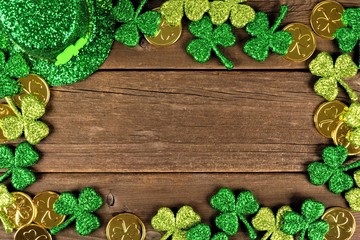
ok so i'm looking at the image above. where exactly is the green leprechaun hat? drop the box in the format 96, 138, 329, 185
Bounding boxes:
0, 0, 114, 86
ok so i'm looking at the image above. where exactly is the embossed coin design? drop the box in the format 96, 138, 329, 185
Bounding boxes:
106, 213, 146, 240
33, 191, 66, 229
12, 74, 51, 108
322, 207, 356, 240
4, 192, 36, 229
332, 121, 360, 156
14, 224, 52, 240
0, 104, 16, 143
310, 0, 345, 40
145, 8, 182, 47
314, 100, 347, 138
283, 23, 316, 62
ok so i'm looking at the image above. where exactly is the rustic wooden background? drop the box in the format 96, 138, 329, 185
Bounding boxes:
2, 0, 360, 239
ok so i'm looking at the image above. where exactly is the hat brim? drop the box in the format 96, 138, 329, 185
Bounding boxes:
29, 3, 115, 86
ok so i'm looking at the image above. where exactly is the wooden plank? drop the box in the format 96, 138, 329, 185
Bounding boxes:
0, 173, 357, 239
10, 70, 356, 173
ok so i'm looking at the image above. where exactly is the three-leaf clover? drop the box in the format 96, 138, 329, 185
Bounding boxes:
308, 146, 360, 194
209, 0, 255, 28
243, 5, 293, 62
210, 188, 259, 240
252, 206, 294, 240
0, 142, 40, 190
151, 206, 201, 240
334, 8, 360, 53
187, 223, 228, 240
0, 94, 49, 145
309, 52, 358, 102
50, 187, 103, 236
282, 199, 329, 240
345, 169, 360, 211
0, 184, 15, 233
187, 16, 236, 69
0, 50, 30, 99
112, 0, 161, 47
160, 0, 209, 26
341, 102, 360, 146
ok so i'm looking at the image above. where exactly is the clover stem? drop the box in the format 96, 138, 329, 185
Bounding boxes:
0, 170, 12, 183
4, 97, 21, 118
161, 231, 174, 240
337, 78, 359, 102
270, 5, 288, 33
299, 229, 306, 240
342, 160, 360, 171
238, 214, 257, 240
134, 0, 148, 18
50, 215, 76, 235
261, 231, 272, 240
0, 211, 14, 233
213, 46, 234, 70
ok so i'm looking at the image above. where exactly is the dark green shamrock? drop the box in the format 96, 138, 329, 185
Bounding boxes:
334, 8, 360, 53
50, 187, 103, 236
0, 142, 40, 190
308, 146, 360, 194
187, 223, 228, 240
187, 16, 236, 69
243, 5, 293, 61
210, 188, 259, 239
282, 199, 329, 240
112, 0, 161, 47
0, 50, 30, 99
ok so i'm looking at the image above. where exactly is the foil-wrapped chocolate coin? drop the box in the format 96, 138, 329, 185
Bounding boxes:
322, 207, 356, 240
332, 121, 360, 156
106, 213, 146, 240
14, 224, 52, 240
4, 192, 36, 229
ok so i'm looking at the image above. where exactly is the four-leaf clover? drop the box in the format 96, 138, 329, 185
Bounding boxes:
282, 199, 329, 240
50, 187, 103, 236
0, 94, 49, 145
252, 206, 294, 240
0, 142, 40, 190
309, 52, 358, 102
187, 223, 228, 240
308, 145, 360, 194
209, 0, 255, 28
243, 5, 293, 61
210, 188, 259, 240
112, 0, 161, 47
345, 170, 360, 211
0, 184, 15, 233
151, 206, 201, 240
334, 8, 360, 53
187, 16, 236, 69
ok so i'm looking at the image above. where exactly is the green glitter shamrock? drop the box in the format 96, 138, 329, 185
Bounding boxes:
308, 145, 360, 194
208, 0, 255, 28
50, 187, 103, 236
187, 16, 236, 69
345, 170, 360, 211
0, 184, 15, 233
0, 142, 40, 190
0, 50, 30, 99
187, 223, 228, 240
282, 199, 329, 240
210, 188, 259, 240
160, 0, 209, 26
0, 94, 49, 145
112, 0, 161, 47
151, 206, 201, 240
243, 5, 293, 62
252, 206, 294, 240
341, 102, 360, 146
334, 8, 360, 53
309, 52, 358, 102
0, 31, 11, 51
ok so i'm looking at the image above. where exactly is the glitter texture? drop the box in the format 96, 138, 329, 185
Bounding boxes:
0, 142, 40, 190
50, 187, 103, 236
187, 223, 228, 240
282, 199, 329, 240
309, 52, 358, 102
161, 0, 209, 26
209, 0, 255, 28
341, 102, 360, 146
151, 206, 201, 240
335, 8, 360, 53
243, 5, 293, 62
187, 16, 236, 69
345, 170, 360, 211
0, 185, 15, 233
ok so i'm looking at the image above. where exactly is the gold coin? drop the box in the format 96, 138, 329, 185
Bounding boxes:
314, 100, 347, 138
14, 224, 52, 240
33, 191, 65, 229
310, 0, 345, 40
332, 121, 360, 155
106, 213, 146, 240
0, 104, 16, 143
322, 207, 356, 240
4, 192, 36, 229
283, 23, 316, 62
144, 8, 182, 47
12, 74, 50, 108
